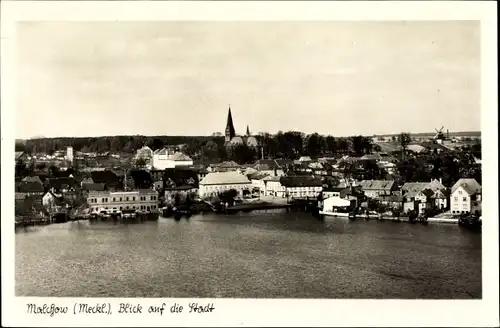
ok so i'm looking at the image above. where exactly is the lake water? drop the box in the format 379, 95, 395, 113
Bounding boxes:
15, 211, 482, 298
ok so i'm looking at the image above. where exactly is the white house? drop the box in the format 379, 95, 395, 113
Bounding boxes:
87, 189, 159, 213
152, 148, 193, 170
198, 171, 252, 198
263, 176, 286, 197
248, 172, 269, 195
42, 191, 67, 214
450, 178, 482, 214
136, 146, 153, 160
279, 176, 323, 199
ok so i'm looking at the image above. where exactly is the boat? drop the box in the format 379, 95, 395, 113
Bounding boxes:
458, 214, 481, 230
121, 209, 136, 220
318, 210, 350, 218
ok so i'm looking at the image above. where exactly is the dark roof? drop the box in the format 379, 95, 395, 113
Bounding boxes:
254, 159, 281, 169
91, 170, 120, 186
48, 177, 77, 190
280, 176, 323, 187
130, 170, 153, 189
82, 183, 107, 191
275, 159, 294, 166
163, 169, 199, 187
16, 181, 44, 193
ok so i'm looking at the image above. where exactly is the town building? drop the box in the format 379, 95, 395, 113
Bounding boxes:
450, 178, 482, 214
15, 181, 45, 200
224, 106, 260, 149
42, 191, 68, 214
358, 180, 396, 199
248, 172, 270, 196
263, 176, 286, 197
87, 189, 159, 213
401, 179, 448, 213
279, 176, 323, 199
198, 171, 252, 198
162, 168, 199, 201
152, 148, 193, 170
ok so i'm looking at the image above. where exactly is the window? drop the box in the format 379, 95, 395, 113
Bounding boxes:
113, 197, 116, 202
463, 197, 467, 202
126, 197, 129, 201
120, 197, 122, 201
458, 191, 462, 195
454, 197, 458, 201
132, 197, 135, 201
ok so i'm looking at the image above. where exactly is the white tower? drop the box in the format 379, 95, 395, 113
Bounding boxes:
66, 146, 74, 163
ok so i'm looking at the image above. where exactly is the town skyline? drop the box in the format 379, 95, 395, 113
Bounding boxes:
16, 21, 480, 139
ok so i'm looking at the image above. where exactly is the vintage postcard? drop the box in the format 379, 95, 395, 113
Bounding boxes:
1, 1, 498, 327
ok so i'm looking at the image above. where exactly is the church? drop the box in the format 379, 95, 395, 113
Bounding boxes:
224, 106, 259, 149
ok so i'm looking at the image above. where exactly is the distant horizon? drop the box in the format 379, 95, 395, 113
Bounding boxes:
17, 129, 482, 142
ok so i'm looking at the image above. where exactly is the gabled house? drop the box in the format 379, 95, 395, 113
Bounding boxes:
42, 191, 68, 214
279, 176, 323, 199
15, 181, 45, 200
358, 180, 396, 199
198, 171, 251, 198
248, 172, 270, 195
90, 170, 121, 190
262, 176, 285, 197
450, 178, 482, 214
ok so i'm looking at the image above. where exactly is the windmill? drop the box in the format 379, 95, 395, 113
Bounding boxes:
433, 126, 446, 144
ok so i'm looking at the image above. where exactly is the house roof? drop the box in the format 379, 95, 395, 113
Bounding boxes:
407, 144, 427, 153
246, 136, 259, 147
275, 159, 294, 166
402, 182, 429, 193
168, 152, 193, 161
298, 156, 312, 162
421, 189, 435, 198
359, 180, 394, 191
360, 154, 380, 161
15, 151, 25, 160
48, 177, 77, 190
17, 181, 44, 193
263, 176, 281, 182
22, 175, 43, 184
218, 161, 241, 168
280, 176, 323, 187
200, 171, 251, 185
254, 159, 280, 169
163, 168, 199, 187
228, 136, 244, 145
248, 172, 269, 181
90, 170, 119, 186
82, 183, 107, 191
451, 178, 481, 195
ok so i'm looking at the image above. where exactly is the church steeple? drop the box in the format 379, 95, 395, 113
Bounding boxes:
246, 125, 250, 136
225, 105, 236, 142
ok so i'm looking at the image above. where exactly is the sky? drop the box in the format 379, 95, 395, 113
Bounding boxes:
16, 21, 480, 139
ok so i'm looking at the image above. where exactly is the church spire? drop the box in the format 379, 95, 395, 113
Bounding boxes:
225, 105, 236, 142
246, 125, 250, 136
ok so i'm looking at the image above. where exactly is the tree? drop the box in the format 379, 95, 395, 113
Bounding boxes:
231, 144, 257, 164
305, 133, 322, 157
399, 132, 412, 160
325, 136, 337, 155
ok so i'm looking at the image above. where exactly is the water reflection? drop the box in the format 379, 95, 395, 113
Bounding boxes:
15, 211, 481, 298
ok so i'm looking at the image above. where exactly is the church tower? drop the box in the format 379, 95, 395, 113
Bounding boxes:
246, 125, 250, 136
225, 106, 236, 142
